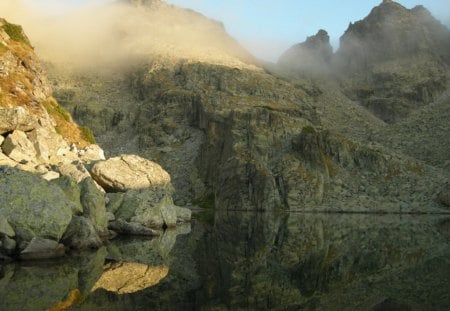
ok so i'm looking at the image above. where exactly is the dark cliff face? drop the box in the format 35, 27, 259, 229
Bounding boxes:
47, 1, 450, 213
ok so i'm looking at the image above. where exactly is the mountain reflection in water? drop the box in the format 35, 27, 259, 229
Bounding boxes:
0, 212, 449, 311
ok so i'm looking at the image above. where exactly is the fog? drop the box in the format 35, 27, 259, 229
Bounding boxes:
0, 0, 254, 69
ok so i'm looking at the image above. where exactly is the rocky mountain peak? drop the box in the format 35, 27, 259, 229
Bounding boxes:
277, 29, 333, 75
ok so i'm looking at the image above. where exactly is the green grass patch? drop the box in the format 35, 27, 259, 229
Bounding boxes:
80, 126, 96, 144
1, 22, 31, 47
42, 100, 71, 122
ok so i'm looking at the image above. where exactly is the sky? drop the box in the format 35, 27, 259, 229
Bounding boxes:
23, 0, 450, 61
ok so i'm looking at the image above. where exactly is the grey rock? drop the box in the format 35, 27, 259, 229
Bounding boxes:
19, 237, 65, 260
116, 190, 174, 228
90, 154, 171, 192
161, 205, 177, 227
0, 107, 38, 135
108, 219, 160, 236
106, 192, 125, 214
78, 144, 105, 163
0, 218, 15, 237
1, 235, 16, 252
50, 175, 83, 215
0, 168, 73, 242
80, 177, 108, 234
62, 216, 103, 249
1, 130, 37, 164
57, 162, 90, 183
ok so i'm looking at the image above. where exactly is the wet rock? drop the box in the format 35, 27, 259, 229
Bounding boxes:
0, 218, 15, 237
1, 130, 37, 164
0, 168, 73, 242
62, 216, 103, 250
19, 237, 65, 260
80, 177, 108, 234
108, 219, 160, 236
90, 154, 171, 192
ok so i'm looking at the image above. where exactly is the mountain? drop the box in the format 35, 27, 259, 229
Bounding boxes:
278, 29, 333, 75
335, 0, 450, 122
44, 0, 449, 213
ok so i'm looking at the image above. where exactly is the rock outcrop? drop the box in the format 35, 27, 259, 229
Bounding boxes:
0, 17, 191, 260
334, 0, 450, 122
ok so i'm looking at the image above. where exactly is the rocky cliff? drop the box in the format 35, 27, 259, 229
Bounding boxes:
0, 17, 191, 262
42, 1, 450, 215
335, 0, 450, 122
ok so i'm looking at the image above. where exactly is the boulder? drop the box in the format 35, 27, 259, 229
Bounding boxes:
57, 162, 90, 183
106, 192, 125, 214
0, 107, 38, 135
0, 167, 73, 242
0, 135, 4, 147
0, 218, 15, 237
0, 153, 16, 167
438, 183, 450, 207
1, 130, 37, 164
90, 154, 171, 192
80, 177, 108, 234
27, 127, 66, 163
50, 175, 83, 215
19, 237, 65, 260
108, 219, 160, 236
78, 144, 105, 163
1, 236, 16, 253
62, 216, 103, 250
115, 189, 174, 228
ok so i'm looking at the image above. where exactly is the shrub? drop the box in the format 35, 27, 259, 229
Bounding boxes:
80, 126, 96, 144
1, 22, 31, 47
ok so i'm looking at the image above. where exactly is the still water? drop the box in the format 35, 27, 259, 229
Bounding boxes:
1, 212, 449, 311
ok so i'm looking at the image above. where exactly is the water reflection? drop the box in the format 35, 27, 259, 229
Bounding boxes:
91, 262, 168, 294
1, 213, 449, 310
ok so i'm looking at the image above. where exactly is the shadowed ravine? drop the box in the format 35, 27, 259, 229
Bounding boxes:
1, 212, 449, 310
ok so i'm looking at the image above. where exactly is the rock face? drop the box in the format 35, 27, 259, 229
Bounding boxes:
80, 177, 108, 235
334, 0, 450, 122
0, 168, 73, 242
278, 29, 333, 75
90, 155, 172, 192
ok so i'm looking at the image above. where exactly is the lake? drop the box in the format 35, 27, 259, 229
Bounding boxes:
1, 212, 449, 310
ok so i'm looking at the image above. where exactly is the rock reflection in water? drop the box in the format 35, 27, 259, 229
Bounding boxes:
0, 225, 190, 311
91, 262, 169, 294
1, 214, 450, 310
